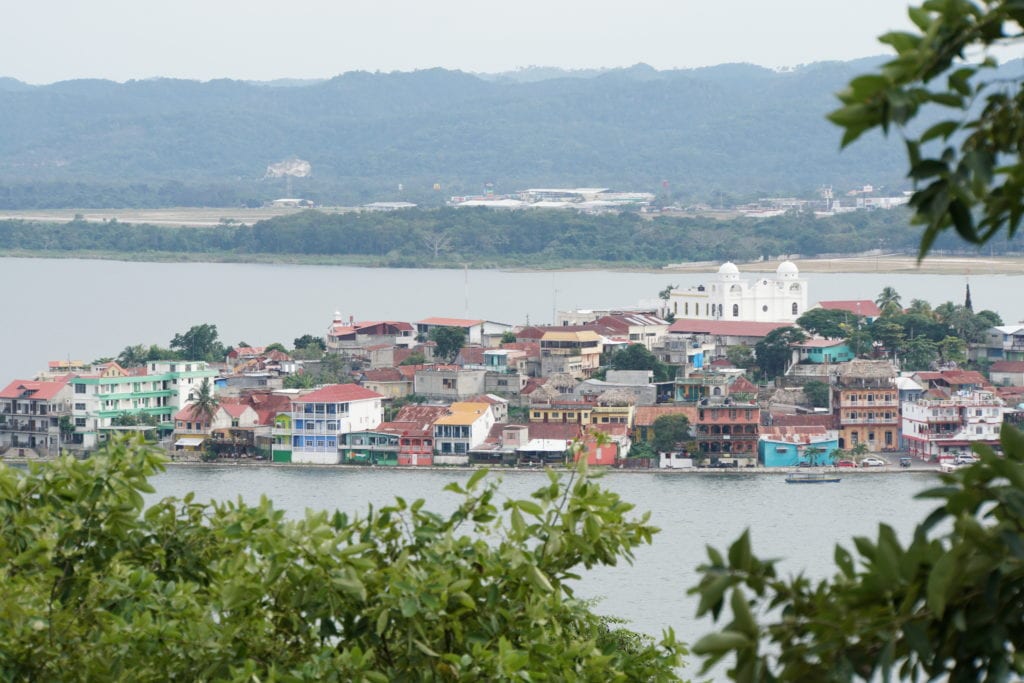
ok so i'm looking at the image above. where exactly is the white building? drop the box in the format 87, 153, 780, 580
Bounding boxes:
668, 261, 808, 323
901, 389, 1004, 460
433, 401, 496, 465
289, 384, 384, 464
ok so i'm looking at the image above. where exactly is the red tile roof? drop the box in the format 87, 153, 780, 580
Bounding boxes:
296, 384, 383, 403
456, 347, 486, 365
992, 361, 1024, 373
816, 300, 882, 317
360, 368, 405, 382
667, 319, 790, 337
418, 317, 484, 328
0, 378, 69, 401
729, 376, 758, 394
393, 405, 451, 428
501, 341, 540, 358
633, 405, 699, 426
792, 337, 848, 348
766, 413, 837, 428
220, 403, 253, 419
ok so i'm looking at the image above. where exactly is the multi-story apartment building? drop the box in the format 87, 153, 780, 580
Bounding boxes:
413, 366, 487, 400
540, 330, 603, 379
0, 378, 72, 456
433, 402, 495, 465
695, 399, 760, 460
69, 361, 217, 449
289, 384, 384, 464
901, 389, 1004, 460
833, 360, 899, 452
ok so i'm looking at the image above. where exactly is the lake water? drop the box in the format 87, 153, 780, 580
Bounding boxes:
150, 464, 938, 673
2, 256, 1022, 381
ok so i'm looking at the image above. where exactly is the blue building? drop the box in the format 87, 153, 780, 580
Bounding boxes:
759, 426, 840, 467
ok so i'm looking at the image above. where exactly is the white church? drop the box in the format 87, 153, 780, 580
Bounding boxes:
668, 261, 808, 323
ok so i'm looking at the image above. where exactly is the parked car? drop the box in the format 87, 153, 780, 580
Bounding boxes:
836, 460, 856, 468
954, 454, 978, 465
860, 457, 888, 467
899, 457, 912, 468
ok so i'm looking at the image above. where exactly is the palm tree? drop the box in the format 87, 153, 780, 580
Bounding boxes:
117, 344, 148, 368
188, 378, 219, 428
874, 287, 902, 313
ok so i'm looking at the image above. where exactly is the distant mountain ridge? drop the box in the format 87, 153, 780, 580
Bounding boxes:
0, 58, 919, 208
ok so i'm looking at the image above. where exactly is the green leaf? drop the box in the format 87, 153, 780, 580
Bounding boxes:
466, 468, 488, 490
920, 120, 959, 142
926, 551, 956, 618
526, 564, 553, 594
691, 630, 751, 655
727, 530, 752, 572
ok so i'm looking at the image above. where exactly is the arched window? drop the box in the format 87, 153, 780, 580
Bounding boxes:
792, 302, 798, 315
732, 304, 739, 317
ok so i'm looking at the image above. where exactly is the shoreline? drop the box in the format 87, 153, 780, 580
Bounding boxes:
0, 455, 938, 475
3, 249, 1024, 275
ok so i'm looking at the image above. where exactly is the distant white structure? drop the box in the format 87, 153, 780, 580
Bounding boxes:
668, 261, 808, 323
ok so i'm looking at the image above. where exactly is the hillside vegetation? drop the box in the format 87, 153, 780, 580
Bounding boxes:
0, 60, 912, 208
0, 207, 999, 268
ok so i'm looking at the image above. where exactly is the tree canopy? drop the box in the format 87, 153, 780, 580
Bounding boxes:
652, 414, 692, 454
0, 436, 685, 681
829, 0, 1024, 256
429, 326, 468, 363
170, 323, 225, 362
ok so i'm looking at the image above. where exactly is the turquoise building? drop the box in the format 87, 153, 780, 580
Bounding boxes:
791, 339, 854, 364
759, 426, 840, 467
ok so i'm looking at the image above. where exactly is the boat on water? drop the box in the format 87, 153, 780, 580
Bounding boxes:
785, 471, 841, 484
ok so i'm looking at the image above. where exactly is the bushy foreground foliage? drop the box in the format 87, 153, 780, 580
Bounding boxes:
0, 436, 683, 681
691, 423, 1024, 681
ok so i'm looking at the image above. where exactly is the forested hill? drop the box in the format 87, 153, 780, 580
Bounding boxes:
1, 59, 911, 208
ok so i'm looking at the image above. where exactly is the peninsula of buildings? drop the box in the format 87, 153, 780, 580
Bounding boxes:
3, 262, 1022, 470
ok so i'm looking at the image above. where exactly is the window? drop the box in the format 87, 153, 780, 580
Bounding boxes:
533, 412, 540, 418
732, 304, 739, 317
74, 403, 85, 410
74, 418, 86, 427
443, 379, 456, 389
75, 384, 86, 394
792, 302, 798, 315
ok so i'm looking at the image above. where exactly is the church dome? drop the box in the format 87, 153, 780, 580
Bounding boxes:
718, 261, 740, 280
776, 260, 799, 278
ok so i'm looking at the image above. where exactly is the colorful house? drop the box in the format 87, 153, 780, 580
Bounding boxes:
289, 384, 384, 464
758, 426, 840, 467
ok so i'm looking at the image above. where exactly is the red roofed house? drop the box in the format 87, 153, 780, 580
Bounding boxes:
815, 300, 882, 323
289, 384, 384, 464
991, 360, 1024, 387
0, 378, 72, 456
416, 317, 513, 346
326, 313, 416, 354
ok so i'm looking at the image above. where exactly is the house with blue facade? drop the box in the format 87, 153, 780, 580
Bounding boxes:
790, 338, 854, 365
759, 425, 840, 467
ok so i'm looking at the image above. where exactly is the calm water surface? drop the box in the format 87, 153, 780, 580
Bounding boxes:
151, 466, 938, 660
3, 256, 1021, 380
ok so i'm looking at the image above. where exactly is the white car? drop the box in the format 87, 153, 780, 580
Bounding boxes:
954, 454, 978, 465
860, 457, 888, 467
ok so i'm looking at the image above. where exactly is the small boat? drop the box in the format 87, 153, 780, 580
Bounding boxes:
785, 471, 841, 484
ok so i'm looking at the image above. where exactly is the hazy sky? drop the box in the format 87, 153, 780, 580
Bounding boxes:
4, 1, 912, 84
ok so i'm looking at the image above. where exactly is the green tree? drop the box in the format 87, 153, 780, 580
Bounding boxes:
874, 286, 902, 313
754, 327, 806, 380
400, 351, 427, 366
870, 318, 906, 359
652, 413, 691, 454
902, 335, 940, 371
187, 377, 219, 425
170, 323, 224, 362
796, 308, 854, 339
802, 380, 830, 409
607, 344, 673, 383
829, 2, 1024, 255
939, 335, 967, 365
725, 345, 757, 372
691, 423, 1024, 681
429, 326, 468, 363
293, 333, 326, 352
264, 342, 287, 353
0, 436, 686, 680
117, 344, 148, 368
500, 330, 517, 344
